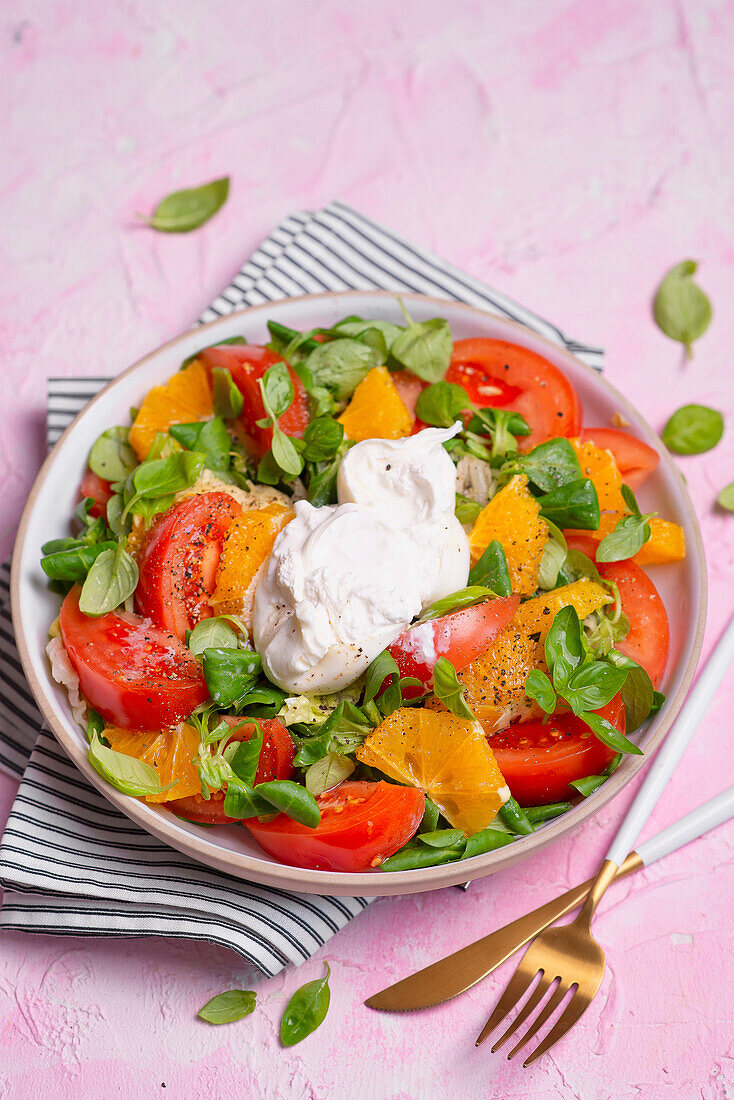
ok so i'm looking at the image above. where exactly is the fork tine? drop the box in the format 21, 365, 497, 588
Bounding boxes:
522, 990, 592, 1067
507, 982, 570, 1061
490, 974, 552, 1053
475, 967, 542, 1047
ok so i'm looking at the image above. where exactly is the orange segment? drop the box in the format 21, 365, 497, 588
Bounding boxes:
469, 474, 548, 596
212, 503, 293, 623
103, 723, 202, 803
513, 580, 611, 641
338, 366, 413, 442
570, 438, 627, 512
567, 512, 685, 565
129, 361, 214, 461
356, 707, 508, 834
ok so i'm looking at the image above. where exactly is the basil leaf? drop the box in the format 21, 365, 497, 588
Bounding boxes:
202, 648, 261, 709
335, 318, 404, 348
261, 361, 294, 420
198, 989, 256, 1025
653, 260, 712, 357
569, 774, 608, 798
139, 176, 229, 233
537, 521, 568, 591
545, 605, 585, 688
223, 779, 272, 819
256, 780, 321, 827
89, 427, 137, 483
169, 418, 231, 474
620, 483, 641, 515
364, 649, 400, 705
304, 753, 355, 797
432, 657, 474, 720
293, 730, 333, 768
539, 478, 600, 531
467, 408, 530, 459
280, 964, 331, 1047
607, 650, 655, 733
78, 546, 139, 615
271, 429, 304, 478
416, 829, 466, 849
461, 828, 515, 860
419, 796, 440, 834
563, 663, 628, 714
525, 802, 572, 825
415, 381, 469, 427
302, 417, 344, 462
182, 336, 246, 371
506, 438, 582, 493
88, 733, 163, 796
420, 586, 495, 621
596, 514, 653, 563
228, 726, 263, 787
717, 482, 734, 512
468, 540, 512, 597
661, 404, 724, 455
41, 540, 117, 582
455, 493, 482, 525
390, 318, 453, 383
524, 669, 557, 714
267, 320, 321, 359
381, 845, 465, 871
565, 547, 602, 584
85, 709, 106, 745
131, 451, 205, 503
305, 339, 380, 400
650, 690, 666, 715
211, 367, 244, 418
580, 709, 643, 755
187, 617, 240, 657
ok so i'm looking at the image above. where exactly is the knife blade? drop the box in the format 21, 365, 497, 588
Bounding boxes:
365, 851, 641, 1011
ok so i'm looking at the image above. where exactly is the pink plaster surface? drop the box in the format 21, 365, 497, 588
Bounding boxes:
1, 1, 734, 1096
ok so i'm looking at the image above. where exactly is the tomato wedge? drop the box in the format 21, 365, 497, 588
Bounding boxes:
135, 492, 240, 641
448, 338, 582, 450
79, 469, 113, 520
198, 344, 309, 456
491, 696, 625, 805
59, 586, 208, 729
579, 428, 659, 490
166, 717, 295, 825
246, 781, 424, 872
565, 535, 669, 686
388, 596, 520, 699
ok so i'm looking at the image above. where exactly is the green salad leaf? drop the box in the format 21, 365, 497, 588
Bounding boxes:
653, 260, 712, 357
139, 177, 230, 233
198, 989, 256, 1025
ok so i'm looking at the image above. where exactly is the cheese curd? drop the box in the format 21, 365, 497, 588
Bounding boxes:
253, 425, 470, 693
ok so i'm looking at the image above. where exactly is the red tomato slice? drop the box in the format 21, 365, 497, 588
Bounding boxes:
491, 696, 624, 805
448, 339, 582, 450
135, 492, 240, 641
198, 344, 309, 456
166, 717, 295, 825
579, 428, 660, 490
79, 469, 113, 520
246, 781, 424, 872
59, 586, 208, 729
388, 595, 521, 699
565, 535, 669, 686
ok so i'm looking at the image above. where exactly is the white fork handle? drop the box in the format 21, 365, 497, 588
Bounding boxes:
606, 612, 734, 868
636, 784, 734, 866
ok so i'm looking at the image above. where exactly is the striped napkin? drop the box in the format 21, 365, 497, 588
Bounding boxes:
0, 201, 602, 974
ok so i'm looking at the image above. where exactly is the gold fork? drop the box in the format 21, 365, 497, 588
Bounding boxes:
477, 611, 734, 1066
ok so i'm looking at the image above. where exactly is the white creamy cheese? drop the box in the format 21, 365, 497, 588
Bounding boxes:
253, 425, 470, 693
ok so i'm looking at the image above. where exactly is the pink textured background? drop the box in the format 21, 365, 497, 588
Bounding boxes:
2, 1, 734, 1096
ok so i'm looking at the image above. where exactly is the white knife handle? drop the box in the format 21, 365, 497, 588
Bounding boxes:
636, 784, 734, 866
606, 613, 734, 868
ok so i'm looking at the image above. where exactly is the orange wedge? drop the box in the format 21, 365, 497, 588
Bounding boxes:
570, 438, 627, 512
129, 361, 214, 461
338, 366, 413, 442
513, 579, 611, 641
469, 474, 548, 596
356, 707, 509, 834
103, 723, 202, 803
212, 503, 293, 624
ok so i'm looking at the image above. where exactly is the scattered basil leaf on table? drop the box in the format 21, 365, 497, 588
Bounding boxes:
198, 989, 257, 1025
138, 176, 230, 233
79, 546, 139, 615
280, 964, 332, 1047
468, 540, 512, 597
390, 318, 453, 383
596, 513, 654, 563
415, 381, 469, 427
89, 427, 137, 483
718, 482, 734, 511
661, 404, 724, 455
431, 657, 475, 720
653, 260, 712, 357
88, 733, 165, 796
211, 367, 245, 418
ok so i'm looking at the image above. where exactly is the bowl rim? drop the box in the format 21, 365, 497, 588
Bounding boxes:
10, 290, 707, 897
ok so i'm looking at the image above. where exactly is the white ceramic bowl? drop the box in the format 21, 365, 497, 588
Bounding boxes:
11, 292, 706, 896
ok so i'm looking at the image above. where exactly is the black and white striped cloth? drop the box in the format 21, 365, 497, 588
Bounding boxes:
0, 202, 603, 972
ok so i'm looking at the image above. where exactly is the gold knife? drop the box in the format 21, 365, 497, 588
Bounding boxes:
365, 851, 642, 1011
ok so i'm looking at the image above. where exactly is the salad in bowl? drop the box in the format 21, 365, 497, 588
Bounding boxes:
39, 303, 686, 876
